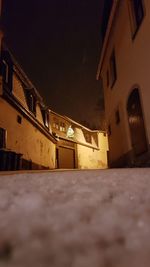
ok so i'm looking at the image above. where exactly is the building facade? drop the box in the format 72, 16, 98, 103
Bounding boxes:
0, 46, 56, 170
97, 0, 150, 167
0, 46, 108, 171
50, 111, 108, 169
0, 0, 108, 171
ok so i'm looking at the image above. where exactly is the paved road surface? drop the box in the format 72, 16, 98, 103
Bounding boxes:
0, 168, 150, 267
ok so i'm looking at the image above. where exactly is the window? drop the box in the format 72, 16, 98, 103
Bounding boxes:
53, 119, 66, 132
110, 50, 117, 88
29, 94, 36, 114
1, 51, 13, 92
129, 0, 144, 37
0, 128, 6, 148
83, 131, 92, 143
17, 115, 22, 124
26, 91, 36, 115
55, 122, 59, 130
115, 110, 120, 124
60, 122, 66, 132
2, 60, 9, 84
44, 113, 49, 128
53, 119, 59, 130
42, 110, 49, 128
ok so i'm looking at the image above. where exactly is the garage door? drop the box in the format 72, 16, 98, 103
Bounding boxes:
57, 147, 75, 169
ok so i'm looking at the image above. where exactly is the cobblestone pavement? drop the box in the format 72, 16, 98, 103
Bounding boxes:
0, 168, 150, 267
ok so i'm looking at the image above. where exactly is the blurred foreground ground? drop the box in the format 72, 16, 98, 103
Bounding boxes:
0, 168, 150, 267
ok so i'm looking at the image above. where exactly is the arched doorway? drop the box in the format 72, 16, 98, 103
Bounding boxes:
127, 88, 147, 156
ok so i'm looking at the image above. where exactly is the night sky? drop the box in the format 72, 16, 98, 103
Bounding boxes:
2, 0, 106, 129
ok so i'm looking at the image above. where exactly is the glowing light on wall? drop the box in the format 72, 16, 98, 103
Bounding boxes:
67, 125, 74, 138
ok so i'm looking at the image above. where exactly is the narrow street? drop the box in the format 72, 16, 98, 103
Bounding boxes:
0, 168, 150, 266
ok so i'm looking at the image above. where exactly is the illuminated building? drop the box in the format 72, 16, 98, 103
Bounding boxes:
97, 0, 150, 167
50, 111, 108, 169
0, 46, 108, 170
0, 46, 56, 170
0, 0, 109, 171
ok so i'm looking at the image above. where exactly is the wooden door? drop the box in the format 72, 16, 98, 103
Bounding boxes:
58, 147, 75, 169
127, 89, 147, 156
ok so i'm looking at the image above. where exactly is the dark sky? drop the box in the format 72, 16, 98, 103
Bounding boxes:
2, 0, 106, 129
